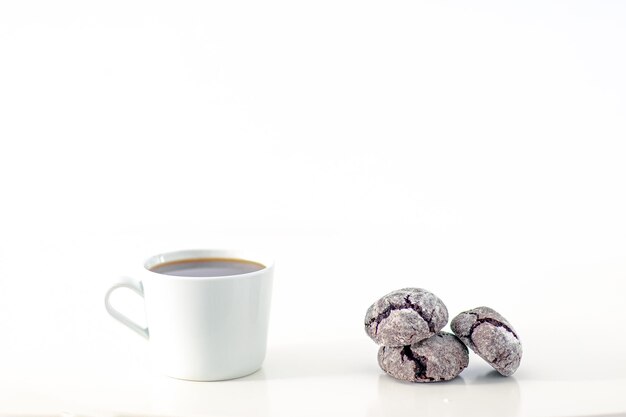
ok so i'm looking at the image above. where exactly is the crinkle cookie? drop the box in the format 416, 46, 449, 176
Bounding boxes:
451, 306, 522, 376
364, 288, 448, 346
378, 332, 469, 382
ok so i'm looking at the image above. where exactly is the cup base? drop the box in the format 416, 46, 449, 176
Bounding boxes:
161, 365, 264, 382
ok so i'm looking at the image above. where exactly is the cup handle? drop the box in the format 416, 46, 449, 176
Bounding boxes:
104, 276, 149, 339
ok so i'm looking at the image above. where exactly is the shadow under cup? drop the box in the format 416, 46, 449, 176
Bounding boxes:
108, 249, 274, 381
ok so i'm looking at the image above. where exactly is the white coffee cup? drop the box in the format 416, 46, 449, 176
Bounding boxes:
105, 249, 274, 381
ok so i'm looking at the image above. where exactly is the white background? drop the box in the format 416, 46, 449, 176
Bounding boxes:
1, 1, 626, 416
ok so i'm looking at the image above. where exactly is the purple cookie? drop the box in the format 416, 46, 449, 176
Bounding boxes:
365, 288, 449, 346
451, 307, 522, 376
378, 332, 469, 382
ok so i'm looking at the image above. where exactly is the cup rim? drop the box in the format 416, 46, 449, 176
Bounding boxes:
143, 249, 273, 280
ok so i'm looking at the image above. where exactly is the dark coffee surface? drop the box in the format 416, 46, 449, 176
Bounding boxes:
150, 258, 265, 277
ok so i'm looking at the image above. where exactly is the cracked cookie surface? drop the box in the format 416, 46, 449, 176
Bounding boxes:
378, 332, 469, 382
451, 306, 522, 376
364, 288, 449, 346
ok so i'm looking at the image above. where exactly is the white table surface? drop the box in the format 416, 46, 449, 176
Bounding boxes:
2, 336, 626, 417
1, 233, 625, 417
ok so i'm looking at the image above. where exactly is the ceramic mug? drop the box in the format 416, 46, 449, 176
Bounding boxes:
104, 249, 274, 381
